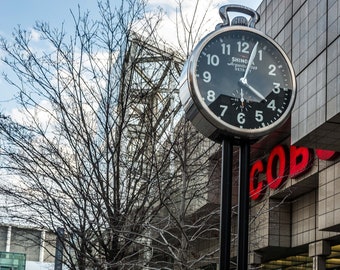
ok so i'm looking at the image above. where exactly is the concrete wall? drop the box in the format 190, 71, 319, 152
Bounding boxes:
0, 225, 56, 269
257, 0, 340, 151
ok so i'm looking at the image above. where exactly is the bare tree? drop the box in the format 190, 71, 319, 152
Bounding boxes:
144, 2, 222, 269
0, 0, 227, 269
0, 0, 180, 269
145, 119, 220, 270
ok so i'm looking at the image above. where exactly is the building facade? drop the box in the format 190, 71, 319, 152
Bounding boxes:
0, 224, 55, 270
218, 0, 340, 269
171, 0, 340, 269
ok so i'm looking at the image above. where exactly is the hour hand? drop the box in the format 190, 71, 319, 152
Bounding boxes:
239, 80, 267, 102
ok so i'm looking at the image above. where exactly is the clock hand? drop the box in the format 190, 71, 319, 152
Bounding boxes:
240, 88, 245, 107
244, 82, 267, 102
238, 42, 266, 102
240, 41, 259, 84
240, 88, 244, 102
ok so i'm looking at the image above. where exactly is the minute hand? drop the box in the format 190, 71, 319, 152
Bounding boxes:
241, 41, 258, 82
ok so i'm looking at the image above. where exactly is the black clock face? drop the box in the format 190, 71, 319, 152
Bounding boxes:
192, 27, 295, 136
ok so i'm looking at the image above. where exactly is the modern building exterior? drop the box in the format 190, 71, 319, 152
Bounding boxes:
206, 0, 340, 269
0, 224, 55, 270
178, 0, 340, 269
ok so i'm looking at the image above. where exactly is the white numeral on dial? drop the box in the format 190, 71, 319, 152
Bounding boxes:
237, 41, 249, 54
273, 82, 280, 94
207, 90, 216, 102
203, 71, 211, 83
267, 100, 276, 111
268, 64, 276, 76
220, 105, 228, 117
237, 112, 246, 124
221, 43, 231, 55
255, 110, 263, 122
206, 54, 219, 66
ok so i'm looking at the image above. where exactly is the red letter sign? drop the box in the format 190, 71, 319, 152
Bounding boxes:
290, 146, 313, 178
249, 144, 339, 200
315, 149, 339, 160
249, 160, 266, 201
267, 145, 288, 189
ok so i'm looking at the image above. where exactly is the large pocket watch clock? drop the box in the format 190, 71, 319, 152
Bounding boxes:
179, 5, 296, 143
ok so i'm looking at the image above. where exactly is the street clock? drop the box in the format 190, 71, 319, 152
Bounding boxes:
179, 5, 296, 142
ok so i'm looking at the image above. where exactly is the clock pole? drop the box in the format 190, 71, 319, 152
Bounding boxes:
238, 141, 251, 269
219, 139, 233, 270
219, 139, 251, 270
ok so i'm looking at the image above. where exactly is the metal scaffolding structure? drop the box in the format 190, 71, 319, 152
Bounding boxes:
123, 33, 184, 147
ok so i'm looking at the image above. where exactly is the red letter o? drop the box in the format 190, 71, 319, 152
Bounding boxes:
267, 145, 288, 189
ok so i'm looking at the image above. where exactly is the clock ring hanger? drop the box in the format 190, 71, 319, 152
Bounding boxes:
216, 5, 260, 29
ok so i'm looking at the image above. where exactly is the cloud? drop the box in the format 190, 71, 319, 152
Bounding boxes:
30, 28, 41, 42
10, 99, 54, 128
147, 0, 261, 50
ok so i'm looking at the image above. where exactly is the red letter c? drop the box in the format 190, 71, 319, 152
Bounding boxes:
249, 159, 266, 201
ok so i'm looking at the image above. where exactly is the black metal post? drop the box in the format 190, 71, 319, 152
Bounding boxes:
238, 141, 250, 269
219, 139, 233, 270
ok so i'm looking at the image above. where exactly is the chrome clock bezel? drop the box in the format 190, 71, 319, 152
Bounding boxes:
180, 25, 296, 141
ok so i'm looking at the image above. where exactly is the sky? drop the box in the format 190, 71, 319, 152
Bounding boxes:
0, 0, 262, 115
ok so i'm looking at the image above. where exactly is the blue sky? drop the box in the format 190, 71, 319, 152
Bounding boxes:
0, 0, 111, 113
0, 0, 262, 115
0, 1, 101, 37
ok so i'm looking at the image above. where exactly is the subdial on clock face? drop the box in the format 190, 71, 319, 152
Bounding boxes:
231, 88, 252, 112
